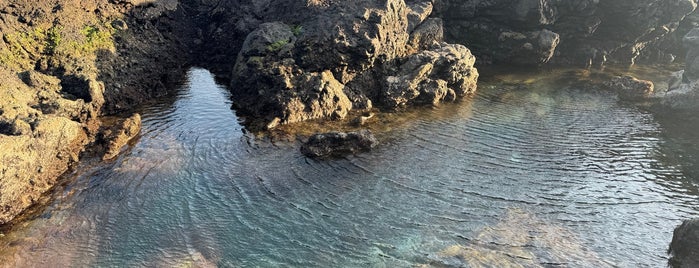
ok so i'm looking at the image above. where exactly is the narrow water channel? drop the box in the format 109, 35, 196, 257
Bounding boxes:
1, 68, 698, 267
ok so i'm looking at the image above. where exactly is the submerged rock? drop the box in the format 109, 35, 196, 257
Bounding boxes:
430, 208, 611, 267
669, 218, 699, 268
604, 75, 654, 99
102, 113, 142, 160
301, 130, 378, 158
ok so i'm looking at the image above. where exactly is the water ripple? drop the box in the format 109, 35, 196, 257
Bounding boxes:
3, 69, 699, 267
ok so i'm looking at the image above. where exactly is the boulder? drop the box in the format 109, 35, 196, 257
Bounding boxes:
102, 113, 142, 160
230, 1, 479, 129
604, 76, 654, 99
300, 130, 378, 158
661, 79, 699, 109
0, 116, 88, 225
382, 43, 479, 108
669, 218, 699, 268
683, 28, 699, 82
657, 27, 699, 109
408, 18, 445, 53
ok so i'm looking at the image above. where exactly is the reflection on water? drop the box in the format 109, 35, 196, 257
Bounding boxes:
1, 68, 699, 267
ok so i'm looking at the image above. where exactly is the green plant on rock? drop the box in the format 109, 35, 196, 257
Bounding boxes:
64, 24, 115, 57
291, 25, 303, 36
267, 39, 289, 52
0, 27, 49, 69
45, 26, 62, 55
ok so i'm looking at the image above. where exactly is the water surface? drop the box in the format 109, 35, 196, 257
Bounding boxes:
1, 68, 698, 267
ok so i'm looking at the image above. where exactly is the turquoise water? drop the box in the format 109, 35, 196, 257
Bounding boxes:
1, 68, 698, 267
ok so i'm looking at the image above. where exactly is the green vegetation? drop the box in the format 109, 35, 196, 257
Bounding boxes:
65, 25, 115, 56
0, 24, 110, 70
0, 23, 115, 70
267, 39, 289, 52
45, 26, 62, 55
291, 25, 303, 36
0, 27, 49, 69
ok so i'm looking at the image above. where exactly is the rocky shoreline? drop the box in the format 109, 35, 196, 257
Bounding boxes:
1, 0, 699, 238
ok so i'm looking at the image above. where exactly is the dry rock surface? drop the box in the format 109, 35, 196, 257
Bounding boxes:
230, 0, 479, 129
0, 0, 189, 225
436, 0, 698, 66
659, 27, 699, 109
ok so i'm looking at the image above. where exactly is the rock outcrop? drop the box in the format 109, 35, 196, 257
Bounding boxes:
301, 130, 379, 158
669, 218, 699, 268
382, 43, 478, 108
230, 1, 479, 128
659, 27, 699, 109
683, 28, 699, 82
0, 0, 189, 225
436, 0, 698, 66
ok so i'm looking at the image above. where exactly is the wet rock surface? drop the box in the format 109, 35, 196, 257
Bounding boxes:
101, 113, 142, 160
605, 75, 655, 99
669, 218, 699, 268
300, 130, 378, 158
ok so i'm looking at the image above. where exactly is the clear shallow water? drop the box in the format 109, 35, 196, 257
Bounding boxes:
1, 68, 699, 267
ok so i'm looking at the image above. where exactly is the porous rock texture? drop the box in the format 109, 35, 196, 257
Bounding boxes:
435, 0, 698, 66
301, 130, 379, 158
0, 0, 189, 225
230, 0, 479, 128
102, 113, 142, 160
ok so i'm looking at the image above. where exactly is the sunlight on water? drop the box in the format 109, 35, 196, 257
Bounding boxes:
1, 68, 698, 267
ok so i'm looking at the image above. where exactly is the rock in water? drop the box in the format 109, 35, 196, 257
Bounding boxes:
683, 28, 699, 82
657, 27, 699, 109
604, 76, 654, 99
382, 43, 479, 108
301, 130, 378, 158
669, 218, 699, 268
102, 113, 142, 160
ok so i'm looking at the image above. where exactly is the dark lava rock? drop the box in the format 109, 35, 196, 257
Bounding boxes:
436, 0, 697, 66
669, 218, 699, 268
301, 130, 378, 158
657, 27, 699, 109
230, 1, 479, 129
684, 28, 699, 82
